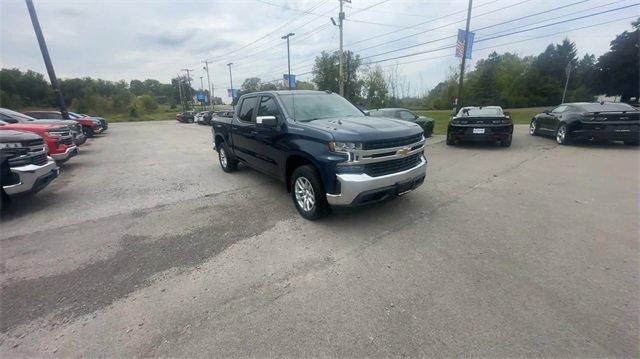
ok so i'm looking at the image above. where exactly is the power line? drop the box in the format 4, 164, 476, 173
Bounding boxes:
361, 1, 632, 62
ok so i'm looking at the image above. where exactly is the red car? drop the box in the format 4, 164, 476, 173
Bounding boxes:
23, 110, 103, 138
0, 120, 78, 162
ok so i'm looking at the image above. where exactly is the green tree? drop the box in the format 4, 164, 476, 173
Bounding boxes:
362, 65, 388, 108
594, 19, 639, 101
312, 50, 362, 102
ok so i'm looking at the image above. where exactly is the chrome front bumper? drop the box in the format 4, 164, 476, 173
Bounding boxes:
3, 158, 59, 195
50, 145, 79, 161
326, 155, 427, 206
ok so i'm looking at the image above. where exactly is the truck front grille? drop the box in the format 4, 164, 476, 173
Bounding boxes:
364, 153, 422, 177
60, 136, 73, 145
21, 138, 45, 147
363, 134, 423, 150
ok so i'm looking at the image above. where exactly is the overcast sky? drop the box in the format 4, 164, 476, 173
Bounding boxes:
1, 0, 638, 102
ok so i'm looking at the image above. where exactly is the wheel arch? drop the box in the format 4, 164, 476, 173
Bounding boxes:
284, 152, 322, 193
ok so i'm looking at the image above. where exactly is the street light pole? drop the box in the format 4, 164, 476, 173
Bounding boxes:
562, 63, 572, 103
199, 76, 205, 111
227, 63, 234, 109
456, 0, 473, 113
181, 68, 194, 110
281, 33, 295, 90
338, 0, 347, 97
177, 73, 185, 113
25, 0, 69, 119
202, 60, 213, 110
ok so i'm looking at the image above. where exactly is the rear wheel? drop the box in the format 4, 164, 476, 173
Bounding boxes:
500, 134, 512, 147
218, 143, 238, 173
291, 165, 330, 220
446, 131, 455, 146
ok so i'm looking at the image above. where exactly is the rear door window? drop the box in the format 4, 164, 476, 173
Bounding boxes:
399, 110, 415, 119
238, 97, 258, 122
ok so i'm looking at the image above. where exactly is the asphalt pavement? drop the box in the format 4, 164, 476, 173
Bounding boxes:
1, 122, 638, 357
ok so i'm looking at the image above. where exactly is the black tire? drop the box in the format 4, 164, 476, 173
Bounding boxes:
556, 123, 569, 145
218, 143, 238, 173
529, 119, 539, 136
623, 140, 639, 146
290, 165, 330, 220
83, 126, 95, 138
500, 134, 512, 147
446, 131, 455, 146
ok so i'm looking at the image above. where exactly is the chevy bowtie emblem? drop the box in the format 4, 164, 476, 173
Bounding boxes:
397, 147, 410, 156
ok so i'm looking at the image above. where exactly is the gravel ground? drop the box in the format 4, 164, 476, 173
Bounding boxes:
1, 122, 638, 357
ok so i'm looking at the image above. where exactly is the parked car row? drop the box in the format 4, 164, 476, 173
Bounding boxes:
178, 110, 233, 125
0, 107, 109, 205
208, 90, 639, 220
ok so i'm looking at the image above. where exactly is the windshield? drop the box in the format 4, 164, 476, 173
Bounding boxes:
0, 108, 36, 122
457, 107, 503, 117
578, 103, 638, 112
279, 93, 364, 122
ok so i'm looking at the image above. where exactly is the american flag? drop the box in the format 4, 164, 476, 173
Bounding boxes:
455, 29, 475, 59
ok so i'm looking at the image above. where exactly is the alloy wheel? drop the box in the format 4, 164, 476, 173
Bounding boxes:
556, 125, 566, 144
219, 147, 227, 168
529, 121, 536, 135
294, 177, 315, 212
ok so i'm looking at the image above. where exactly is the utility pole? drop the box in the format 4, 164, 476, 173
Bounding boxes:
562, 63, 571, 103
199, 76, 205, 111
227, 63, 234, 109
25, 0, 69, 119
177, 73, 185, 113
338, 0, 350, 97
202, 60, 213, 110
181, 68, 194, 110
456, 0, 473, 113
281, 33, 295, 90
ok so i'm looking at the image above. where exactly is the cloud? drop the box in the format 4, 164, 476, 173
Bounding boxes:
138, 30, 196, 48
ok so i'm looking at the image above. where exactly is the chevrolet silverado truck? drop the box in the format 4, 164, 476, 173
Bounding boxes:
0, 107, 86, 145
0, 120, 78, 163
24, 110, 102, 138
211, 90, 427, 220
1, 129, 59, 204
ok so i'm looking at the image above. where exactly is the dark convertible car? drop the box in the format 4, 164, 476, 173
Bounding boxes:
447, 106, 513, 147
530, 102, 640, 145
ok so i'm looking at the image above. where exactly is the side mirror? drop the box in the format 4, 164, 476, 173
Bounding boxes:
503, 111, 511, 117
543, 109, 551, 114
256, 115, 277, 127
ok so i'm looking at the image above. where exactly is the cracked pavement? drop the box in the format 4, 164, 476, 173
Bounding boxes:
1, 122, 638, 357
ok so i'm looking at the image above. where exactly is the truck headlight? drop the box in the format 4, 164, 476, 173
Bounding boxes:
328, 141, 362, 152
0, 142, 22, 148
46, 131, 66, 137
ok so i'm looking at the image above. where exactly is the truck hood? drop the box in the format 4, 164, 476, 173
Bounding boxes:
301, 116, 423, 142
0, 123, 63, 134
0, 129, 42, 143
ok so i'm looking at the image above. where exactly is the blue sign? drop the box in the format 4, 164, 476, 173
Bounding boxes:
227, 89, 239, 98
283, 74, 296, 89
455, 29, 475, 59
196, 91, 208, 102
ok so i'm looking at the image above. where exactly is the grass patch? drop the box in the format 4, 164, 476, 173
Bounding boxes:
108, 106, 178, 123
414, 107, 546, 135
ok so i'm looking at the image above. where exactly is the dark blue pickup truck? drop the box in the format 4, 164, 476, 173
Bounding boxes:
211, 90, 427, 219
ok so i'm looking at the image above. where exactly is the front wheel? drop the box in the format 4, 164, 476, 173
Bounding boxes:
529, 120, 539, 136
556, 123, 569, 145
218, 143, 238, 173
291, 165, 330, 220
83, 126, 95, 138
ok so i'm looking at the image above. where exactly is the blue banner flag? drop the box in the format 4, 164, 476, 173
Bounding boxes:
283, 74, 296, 89
227, 89, 239, 98
455, 29, 475, 59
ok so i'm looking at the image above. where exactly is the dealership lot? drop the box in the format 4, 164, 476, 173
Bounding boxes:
1, 121, 638, 356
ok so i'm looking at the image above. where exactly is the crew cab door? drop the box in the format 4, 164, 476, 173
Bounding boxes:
250, 95, 284, 177
231, 96, 260, 166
